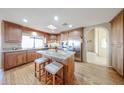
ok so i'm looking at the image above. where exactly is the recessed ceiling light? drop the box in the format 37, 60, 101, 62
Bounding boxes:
47, 25, 57, 30
54, 16, 58, 21
69, 24, 72, 28
22, 18, 28, 23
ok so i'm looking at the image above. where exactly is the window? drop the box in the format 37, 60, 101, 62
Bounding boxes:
22, 35, 44, 49
35, 38, 43, 48
22, 36, 34, 49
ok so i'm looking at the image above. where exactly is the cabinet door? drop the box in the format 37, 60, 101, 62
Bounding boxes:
4, 52, 17, 70
60, 32, 69, 42
116, 45, 123, 76
111, 20, 118, 44
112, 45, 117, 70
112, 45, 123, 76
50, 35, 57, 42
57, 35, 60, 43
111, 13, 123, 44
27, 50, 36, 62
116, 13, 123, 44
111, 12, 124, 76
17, 51, 27, 65
4, 22, 22, 43
45, 34, 50, 43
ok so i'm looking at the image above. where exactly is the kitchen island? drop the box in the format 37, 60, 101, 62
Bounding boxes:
36, 49, 75, 85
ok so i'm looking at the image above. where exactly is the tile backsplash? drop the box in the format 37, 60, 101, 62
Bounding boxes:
2, 42, 21, 50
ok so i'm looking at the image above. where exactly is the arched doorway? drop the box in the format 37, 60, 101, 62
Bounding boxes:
85, 26, 109, 67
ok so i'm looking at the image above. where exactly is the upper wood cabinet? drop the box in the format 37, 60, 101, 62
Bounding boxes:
111, 12, 123, 44
111, 11, 124, 76
45, 34, 59, 43
4, 21, 22, 43
60, 28, 82, 42
45, 34, 50, 43
68, 30, 81, 40
50, 34, 57, 42
60, 32, 68, 41
57, 34, 61, 43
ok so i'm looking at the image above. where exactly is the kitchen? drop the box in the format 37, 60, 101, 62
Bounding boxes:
0, 20, 82, 85
0, 8, 124, 85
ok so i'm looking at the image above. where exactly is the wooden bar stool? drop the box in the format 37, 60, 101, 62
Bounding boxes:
34, 57, 49, 81
45, 61, 63, 85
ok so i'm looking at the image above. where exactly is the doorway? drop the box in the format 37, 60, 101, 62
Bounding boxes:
85, 27, 109, 66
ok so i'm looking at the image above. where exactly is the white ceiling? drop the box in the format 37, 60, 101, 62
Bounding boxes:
0, 8, 122, 33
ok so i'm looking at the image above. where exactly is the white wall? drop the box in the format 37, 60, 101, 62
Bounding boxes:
86, 29, 95, 52
83, 23, 111, 66
95, 27, 108, 57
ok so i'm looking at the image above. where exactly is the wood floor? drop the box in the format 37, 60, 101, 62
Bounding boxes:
75, 62, 124, 85
0, 62, 124, 85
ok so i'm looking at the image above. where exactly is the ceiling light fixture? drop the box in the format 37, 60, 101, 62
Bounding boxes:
22, 18, 28, 23
69, 24, 72, 28
47, 25, 57, 30
54, 16, 59, 21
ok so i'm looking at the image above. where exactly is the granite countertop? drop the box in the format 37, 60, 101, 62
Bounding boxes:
36, 49, 75, 60
2, 48, 43, 53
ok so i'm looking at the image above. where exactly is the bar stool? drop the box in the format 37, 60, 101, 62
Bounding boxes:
34, 57, 49, 81
45, 61, 64, 85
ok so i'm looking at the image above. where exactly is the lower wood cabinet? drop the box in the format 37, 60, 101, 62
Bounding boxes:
4, 52, 17, 70
27, 50, 36, 62
27, 50, 42, 62
4, 51, 27, 70
4, 49, 42, 70
112, 44, 123, 76
16, 51, 27, 65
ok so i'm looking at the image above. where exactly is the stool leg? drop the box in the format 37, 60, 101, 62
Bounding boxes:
39, 64, 41, 81
35, 63, 36, 77
62, 67, 64, 84
45, 70, 47, 84
43, 63, 45, 73
53, 75, 55, 85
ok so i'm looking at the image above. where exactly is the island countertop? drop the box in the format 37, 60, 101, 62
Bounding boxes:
36, 49, 75, 85
36, 50, 75, 60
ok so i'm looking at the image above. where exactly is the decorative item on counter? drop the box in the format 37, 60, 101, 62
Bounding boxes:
55, 46, 58, 52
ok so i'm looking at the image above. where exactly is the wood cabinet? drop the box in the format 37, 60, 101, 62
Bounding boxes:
45, 34, 58, 43
68, 30, 81, 40
4, 49, 43, 70
111, 10, 124, 76
27, 50, 36, 62
4, 21, 22, 43
4, 52, 17, 70
16, 51, 27, 65
112, 45, 123, 75
57, 34, 61, 43
45, 34, 50, 43
50, 35, 57, 42
4, 51, 27, 70
60, 32, 68, 41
